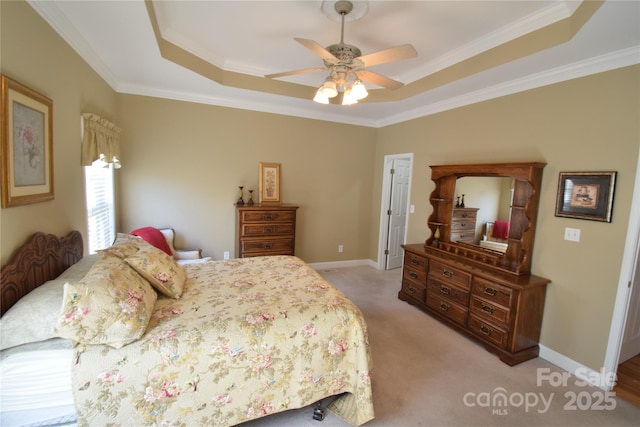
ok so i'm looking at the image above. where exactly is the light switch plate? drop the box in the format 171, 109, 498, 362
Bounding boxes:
564, 227, 581, 242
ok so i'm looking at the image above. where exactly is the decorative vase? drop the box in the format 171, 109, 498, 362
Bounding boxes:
460, 194, 465, 208
237, 186, 245, 206
456, 196, 460, 208
247, 190, 254, 206
432, 225, 441, 247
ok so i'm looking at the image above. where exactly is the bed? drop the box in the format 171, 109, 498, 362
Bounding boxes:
0, 231, 374, 427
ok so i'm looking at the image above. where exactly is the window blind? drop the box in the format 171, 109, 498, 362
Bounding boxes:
84, 164, 115, 253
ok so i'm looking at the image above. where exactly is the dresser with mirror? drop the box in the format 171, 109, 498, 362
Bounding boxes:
399, 162, 550, 365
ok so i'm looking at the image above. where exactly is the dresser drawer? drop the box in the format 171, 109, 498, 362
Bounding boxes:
471, 277, 513, 307
451, 220, 475, 231
240, 238, 294, 255
404, 252, 428, 272
427, 291, 468, 326
429, 260, 471, 290
452, 209, 477, 220
404, 265, 427, 285
240, 223, 294, 237
401, 279, 426, 303
468, 315, 508, 348
470, 295, 510, 325
240, 210, 295, 223
450, 231, 475, 242
427, 278, 469, 306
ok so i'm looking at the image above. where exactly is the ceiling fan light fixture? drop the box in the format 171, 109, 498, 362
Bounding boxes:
351, 79, 368, 100
313, 88, 330, 104
342, 88, 358, 105
320, 78, 338, 98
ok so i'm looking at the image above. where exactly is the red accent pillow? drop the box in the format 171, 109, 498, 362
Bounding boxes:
130, 227, 173, 256
492, 220, 510, 239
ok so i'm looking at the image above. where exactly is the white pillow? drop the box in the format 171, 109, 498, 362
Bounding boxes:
0, 279, 68, 350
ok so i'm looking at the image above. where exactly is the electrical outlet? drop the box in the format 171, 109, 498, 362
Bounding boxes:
564, 228, 581, 242
223, 251, 230, 260
338, 245, 344, 253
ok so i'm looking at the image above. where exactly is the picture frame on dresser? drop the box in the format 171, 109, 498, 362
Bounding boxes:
259, 162, 281, 203
555, 171, 617, 222
1, 75, 54, 208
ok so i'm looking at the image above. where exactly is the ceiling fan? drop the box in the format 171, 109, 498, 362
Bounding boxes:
265, 0, 417, 104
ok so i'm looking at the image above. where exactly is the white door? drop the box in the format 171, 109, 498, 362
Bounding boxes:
619, 242, 640, 362
385, 159, 411, 269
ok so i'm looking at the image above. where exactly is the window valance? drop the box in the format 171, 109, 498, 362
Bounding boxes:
81, 113, 122, 167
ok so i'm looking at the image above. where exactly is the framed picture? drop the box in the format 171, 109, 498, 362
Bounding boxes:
1, 75, 54, 208
555, 171, 617, 222
259, 162, 281, 203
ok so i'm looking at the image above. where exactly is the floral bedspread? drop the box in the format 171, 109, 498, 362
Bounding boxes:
71, 256, 374, 426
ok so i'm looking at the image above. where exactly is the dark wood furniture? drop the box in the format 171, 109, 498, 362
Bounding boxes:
236, 204, 298, 257
1, 231, 83, 316
399, 162, 550, 365
451, 207, 478, 244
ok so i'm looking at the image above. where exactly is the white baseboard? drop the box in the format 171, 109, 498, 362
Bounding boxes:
309, 259, 377, 271
539, 344, 615, 391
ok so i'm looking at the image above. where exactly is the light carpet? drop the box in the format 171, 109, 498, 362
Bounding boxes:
239, 265, 640, 427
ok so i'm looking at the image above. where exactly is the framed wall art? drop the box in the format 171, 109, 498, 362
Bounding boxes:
555, 171, 617, 222
259, 162, 281, 203
1, 75, 54, 208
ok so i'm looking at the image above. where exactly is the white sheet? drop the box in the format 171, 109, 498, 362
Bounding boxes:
0, 347, 75, 426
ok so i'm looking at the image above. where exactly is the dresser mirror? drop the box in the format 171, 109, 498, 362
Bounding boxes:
426, 162, 546, 275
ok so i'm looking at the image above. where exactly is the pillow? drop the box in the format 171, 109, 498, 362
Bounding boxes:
57, 254, 99, 280
98, 233, 145, 259
0, 279, 68, 350
130, 227, 173, 256
54, 254, 157, 348
124, 241, 187, 299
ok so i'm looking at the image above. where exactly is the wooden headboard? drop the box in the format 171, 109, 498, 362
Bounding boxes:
0, 231, 83, 316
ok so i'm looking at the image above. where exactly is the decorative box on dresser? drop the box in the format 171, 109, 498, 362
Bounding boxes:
451, 207, 478, 244
236, 204, 298, 258
399, 162, 550, 366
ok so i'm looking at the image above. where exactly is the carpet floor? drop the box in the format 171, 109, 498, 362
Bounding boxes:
239, 265, 640, 427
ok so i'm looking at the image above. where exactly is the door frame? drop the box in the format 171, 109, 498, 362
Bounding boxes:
377, 153, 413, 270
603, 147, 640, 390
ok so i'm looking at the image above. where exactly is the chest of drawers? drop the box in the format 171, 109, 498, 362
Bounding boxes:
399, 243, 549, 365
236, 205, 298, 257
450, 207, 478, 244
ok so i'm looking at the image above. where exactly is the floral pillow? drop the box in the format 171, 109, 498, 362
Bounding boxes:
97, 233, 144, 259
124, 241, 187, 299
54, 254, 157, 348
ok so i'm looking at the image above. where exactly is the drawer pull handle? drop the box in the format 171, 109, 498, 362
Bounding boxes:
460, 223, 466, 227
411, 258, 419, 265
479, 325, 493, 335
408, 286, 417, 294
263, 214, 274, 220
484, 287, 498, 296
462, 213, 468, 218
440, 286, 450, 295
264, 243, 273, 249
409, 271, 418, 279
442, 269, 453, 278
263, 227, 274, 233
481, 303, 495, 314
439, 302, 449, 311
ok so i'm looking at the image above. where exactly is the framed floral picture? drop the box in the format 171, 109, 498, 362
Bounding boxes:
555, 171, 617, 222
259, 162, 281, 203
1, 75, 54, 208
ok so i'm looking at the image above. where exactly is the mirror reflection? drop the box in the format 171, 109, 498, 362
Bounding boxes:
454, 177, 514, 252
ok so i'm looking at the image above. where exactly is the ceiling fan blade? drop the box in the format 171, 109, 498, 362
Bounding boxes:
355, 69, 404, 91
266, 67, 327, 79
357, 44, 417, 67
294, 38, 338, 61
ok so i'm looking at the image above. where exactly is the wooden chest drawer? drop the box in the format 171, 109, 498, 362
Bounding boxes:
471, 277, 513, 307
427, 278, 469, 306
240, 238, 294, 255
451, 220, 475, 231
404, 266, 427, 285
450, 231, 475, 242
401, 279, 426, 303
429, 260, 471, 290
468, 315, 508, 349
240, 223, 295, 237
404, 252, 428, 272
470, 295, 510, 324
427, 291, 468, 326
452, 208, 477, 220
240, 210, 295, 223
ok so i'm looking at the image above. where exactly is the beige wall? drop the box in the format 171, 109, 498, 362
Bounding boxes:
3, 0, 640, 373
116, 94, 376, 262
0, 0, 117, 264
372, 66, 640, 370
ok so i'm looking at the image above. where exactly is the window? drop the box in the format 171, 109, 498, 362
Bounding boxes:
84, 162, 115, 253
